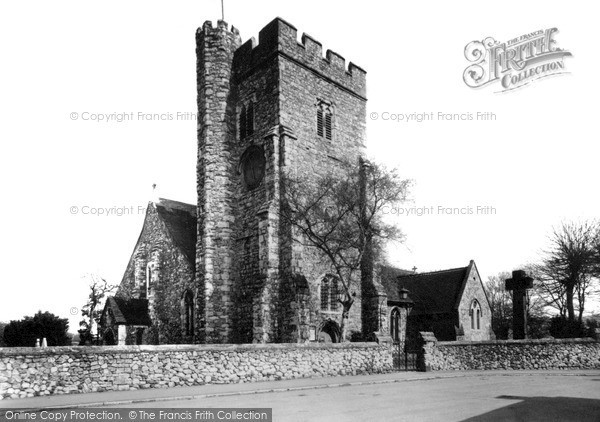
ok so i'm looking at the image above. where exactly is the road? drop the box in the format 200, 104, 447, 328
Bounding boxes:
113, 373, 600, 421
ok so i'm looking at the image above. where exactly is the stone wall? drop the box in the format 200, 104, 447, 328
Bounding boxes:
0, 343, 391, 400
421, 335, 600, 371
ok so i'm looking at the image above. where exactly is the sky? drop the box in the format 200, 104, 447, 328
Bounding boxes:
1, 0, 599, 333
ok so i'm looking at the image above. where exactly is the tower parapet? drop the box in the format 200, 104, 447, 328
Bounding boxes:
233, 17, 366, 98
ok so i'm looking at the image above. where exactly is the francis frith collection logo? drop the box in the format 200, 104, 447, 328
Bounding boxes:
463, 28, 572, 92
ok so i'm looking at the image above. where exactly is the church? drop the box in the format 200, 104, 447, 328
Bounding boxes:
100, 17, 493, 346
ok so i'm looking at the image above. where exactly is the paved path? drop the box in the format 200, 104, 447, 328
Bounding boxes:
2, 370, 600, 421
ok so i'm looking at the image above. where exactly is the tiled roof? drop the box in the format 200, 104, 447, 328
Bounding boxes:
155, 198, 197, 267
379, 266, 416, 302
381, 265, 469, 316
105, 297, 152, 326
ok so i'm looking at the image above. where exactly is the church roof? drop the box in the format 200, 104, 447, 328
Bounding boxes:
154, 198, 197, 267
104, 297, 152, 326
381, 264, 471, 316
380, 266, 416, 302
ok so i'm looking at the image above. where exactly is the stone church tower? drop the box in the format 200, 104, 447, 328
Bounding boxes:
195, 17, 378, 344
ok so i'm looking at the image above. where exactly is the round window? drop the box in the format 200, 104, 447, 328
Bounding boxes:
240, 146, 265, 190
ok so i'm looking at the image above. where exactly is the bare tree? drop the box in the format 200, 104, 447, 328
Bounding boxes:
537, 221, 599, 324
484, 272, 512, 338
78, 274, 118, 345
282, 160, 409, 341
531, 264, 567, 317
577, 273, 599, 323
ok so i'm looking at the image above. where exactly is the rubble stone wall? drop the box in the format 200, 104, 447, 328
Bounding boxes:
422, 337, 600, 371
0, 343, 391, 400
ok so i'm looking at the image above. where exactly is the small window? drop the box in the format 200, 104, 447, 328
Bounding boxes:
239, 102, 254, 140
320, 276, 339, 312
316, 101, 333, 140
183, 290, 194, 337
143, 262, 154, 298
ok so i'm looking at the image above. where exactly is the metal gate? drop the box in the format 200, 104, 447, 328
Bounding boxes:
394, 341, 419, 371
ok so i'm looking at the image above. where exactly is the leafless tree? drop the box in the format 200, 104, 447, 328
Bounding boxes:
281, 160, 409, 341
536, 221, 599, 324
526, 264, 566, 317
78, 274, 117, 344
484, 272, 512, 338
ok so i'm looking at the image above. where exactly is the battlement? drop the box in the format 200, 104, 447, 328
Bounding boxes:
196, 19, 242, 46
198, 19, 239, 36
232, 17, 366, 98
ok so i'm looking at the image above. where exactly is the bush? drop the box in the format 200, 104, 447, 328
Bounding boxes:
3, 311, 70, 347
527, 315, 551, 339
0, 322, 7, 347
584, 318, 599, 338
349, 331, 365, 342
548, 316, 585, 338
349, 331, 379, 342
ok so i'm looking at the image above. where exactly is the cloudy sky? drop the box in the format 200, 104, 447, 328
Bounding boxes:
1, 0, 598, 332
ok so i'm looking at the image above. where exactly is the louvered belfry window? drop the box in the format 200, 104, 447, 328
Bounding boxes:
246, 102, 254, 135
239, 101, 254, 140
316, 101, 333, 140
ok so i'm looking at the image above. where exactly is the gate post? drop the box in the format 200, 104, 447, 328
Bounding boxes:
417, 332, 437, 372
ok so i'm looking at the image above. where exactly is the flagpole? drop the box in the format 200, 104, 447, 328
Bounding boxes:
221, 0, 224, 21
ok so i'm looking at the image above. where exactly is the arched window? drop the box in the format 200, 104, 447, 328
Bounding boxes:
390, 307, 401, 342
143, 262, 154, 298
320, 276, 339, 312
470, 300, 481, 330
329, 278, 339, 311
183, 290, 194, 337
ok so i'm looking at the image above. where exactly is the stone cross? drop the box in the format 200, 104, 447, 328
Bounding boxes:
505, 270, 533, 340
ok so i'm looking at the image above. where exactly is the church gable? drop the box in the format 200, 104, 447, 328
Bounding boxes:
456, 261, 493, 341
117, 199, 196, 299
110, 198, 198, 345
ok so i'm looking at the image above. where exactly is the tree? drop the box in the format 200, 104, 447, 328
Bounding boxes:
536, 221, 599, 324
3, 311, 70, 347
530, 263, 567, 317
484, 272, 512, 339
78, 274, 117, 345
282, 159, 409, 341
